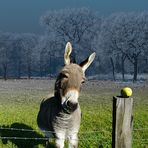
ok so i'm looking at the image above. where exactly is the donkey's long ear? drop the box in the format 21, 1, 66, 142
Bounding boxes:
64, 42, 72, 65
80, 52, 96, 72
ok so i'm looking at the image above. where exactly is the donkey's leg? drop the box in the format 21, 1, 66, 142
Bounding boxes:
55, 132, 65, 148
45, 140, 50, 148
68, 133, 78, 148
55, 138, 65, 148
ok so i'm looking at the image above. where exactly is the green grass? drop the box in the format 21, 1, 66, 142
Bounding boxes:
0, 80, 147, 148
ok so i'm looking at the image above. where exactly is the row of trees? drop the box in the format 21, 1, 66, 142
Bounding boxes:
98, 12, 148, 81
0, 8, 148, 81
0, 32, 38, 79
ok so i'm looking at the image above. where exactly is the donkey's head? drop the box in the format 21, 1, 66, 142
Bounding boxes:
55, 42, 96, 113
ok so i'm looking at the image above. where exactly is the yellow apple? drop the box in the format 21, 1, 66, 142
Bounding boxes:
121, 87, 132, 97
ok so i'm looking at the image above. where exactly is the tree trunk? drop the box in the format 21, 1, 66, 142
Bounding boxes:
26, 49, 32, 79
121, 55, 126, 81
27, 54, 31, 79
145, 58, 148, 73
3, 64, 7, 80
27, 63, 31, 79
133, 57, 138, 82
39, 54, 43, 77
39, 63, 43, 77
110, 57, 116, 81
49, 54, 51, 79
17, 60, 21, 79
27, 57, 31, 79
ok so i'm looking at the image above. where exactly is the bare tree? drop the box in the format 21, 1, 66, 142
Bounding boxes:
0, 32, 13, 80
99, 12, 148, 81
11, 35, 24, 78
0, 47, 9, 80
41, 8, 101, 58
20, 33, 38, 78
36, 36, 63, 77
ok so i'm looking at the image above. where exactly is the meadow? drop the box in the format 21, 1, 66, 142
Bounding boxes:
0, 79, 147, 148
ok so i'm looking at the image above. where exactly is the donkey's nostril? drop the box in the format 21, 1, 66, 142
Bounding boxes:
66, 100, 72, 107
66, 101, 78, 111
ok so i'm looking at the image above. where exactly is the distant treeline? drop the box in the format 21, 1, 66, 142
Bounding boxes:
0, 8, 148, 81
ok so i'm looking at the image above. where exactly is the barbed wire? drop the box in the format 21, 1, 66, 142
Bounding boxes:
0, 127, 147, 145
0, 137, 48, 141
133, 139, 148, 144
0, 127, 53, 133
0, 127, 148, 134
0, 136, 110, 142
133, 128, 148, 131
0, 127, 105, 134
0, 127, 39, 132
0, 136, 147, 144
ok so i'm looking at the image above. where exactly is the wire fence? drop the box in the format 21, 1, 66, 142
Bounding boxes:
0, 126, 110, 136
0, 127, 110, 148
0, 126, 148, 133
0, 125, 147, 147
0, 126, 107, 141
0, 127, 148, 142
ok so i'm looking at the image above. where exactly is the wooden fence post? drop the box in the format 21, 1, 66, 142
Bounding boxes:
112, 96, 133, 148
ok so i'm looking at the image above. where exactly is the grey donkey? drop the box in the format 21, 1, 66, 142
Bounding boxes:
37, 42, 96, 148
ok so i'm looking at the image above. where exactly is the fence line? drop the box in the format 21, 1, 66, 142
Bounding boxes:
133, 128, 148, 131
0, 127, 147, 142
0, 127, 39, 132
0, 127, 148, 134
0, 127, 148, 146
0, 127, 110, 134
0, 136, 110, 142
0, 137, 48, 140
0, 136, 147, 143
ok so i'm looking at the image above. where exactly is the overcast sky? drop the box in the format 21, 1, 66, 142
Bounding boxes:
0, 0, 148, 34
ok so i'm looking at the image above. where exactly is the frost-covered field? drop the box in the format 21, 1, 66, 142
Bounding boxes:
0, 79, 147, 148
88, 74, 148, 81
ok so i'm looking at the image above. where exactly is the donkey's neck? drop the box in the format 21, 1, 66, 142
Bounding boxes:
54, 76, 63, 104
54, 90, 61, 105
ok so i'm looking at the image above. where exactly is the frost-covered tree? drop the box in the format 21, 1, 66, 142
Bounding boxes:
97, 15, 121, 80
36, 35, 63, 77
11, 34, 25, 78
0, 32, 13, 80
0, 32, 39, 79
41, 7, 101, 60
99, 12, 148, 81
20, 33, 38, 78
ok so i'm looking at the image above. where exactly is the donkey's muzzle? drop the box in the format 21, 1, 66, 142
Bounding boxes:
62, 100, 78, 113
66, 100, 78, 111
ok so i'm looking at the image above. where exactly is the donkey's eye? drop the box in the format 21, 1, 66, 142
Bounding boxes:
81, 77, 86, 84
81, 80, 85, 84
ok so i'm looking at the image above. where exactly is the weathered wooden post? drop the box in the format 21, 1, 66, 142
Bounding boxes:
112, 96, 133, 148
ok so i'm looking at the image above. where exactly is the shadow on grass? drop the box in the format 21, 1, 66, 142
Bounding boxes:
0, 122, 55, 148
